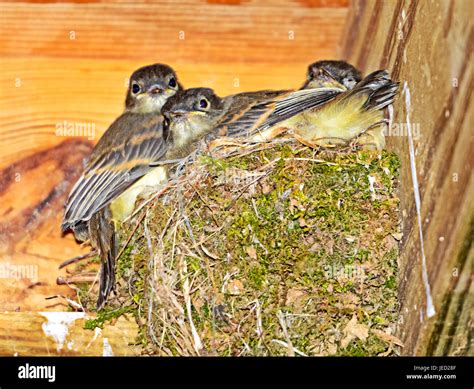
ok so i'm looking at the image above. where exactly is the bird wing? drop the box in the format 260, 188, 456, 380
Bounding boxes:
214, 88, 343, 139
256, 87, 343, 133
302, 70, 399, 129
215, 90, 289, 138
62, 113, 168, 230
350, 70, 399, 112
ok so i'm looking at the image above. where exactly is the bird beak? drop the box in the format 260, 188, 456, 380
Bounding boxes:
168, 110, 188, 118
147, 85, 164, 95
167, 110, 206, 121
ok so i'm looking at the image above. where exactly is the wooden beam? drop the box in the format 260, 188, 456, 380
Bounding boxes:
340, 0, 473, 356
0, 312, 139, 356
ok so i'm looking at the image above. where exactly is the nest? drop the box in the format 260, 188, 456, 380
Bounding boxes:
67, 136, 403, 356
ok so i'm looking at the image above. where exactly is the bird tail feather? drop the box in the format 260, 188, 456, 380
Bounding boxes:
89, 207, 117, 309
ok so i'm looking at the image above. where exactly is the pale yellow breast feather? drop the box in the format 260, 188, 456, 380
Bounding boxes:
109, 166, 168, 223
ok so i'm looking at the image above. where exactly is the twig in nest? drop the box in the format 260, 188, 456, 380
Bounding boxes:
186, 181, 220, 227
200, 244, 220, 260
213, 137, 295, 160
182, 240, 217, 294
254, 300, 263, 338
180, 257, 203, 354
277, 310, 295, 357
45, 294, 84, 311
143, 212, 154, 259
271, 339, 307, 357
26, 282, 47, 289
57, 273, 97, 285
58, 250, 97, 269
159, 208, 178, 243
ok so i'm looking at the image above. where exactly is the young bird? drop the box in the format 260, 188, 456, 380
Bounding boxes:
163, 70, 397, 153
61, 63, 181, 308
302, 60, 362, 91
161, 87, 343, 144
301, 60, 391, 149
288, 70, 399, 148
161, 88, 225, 157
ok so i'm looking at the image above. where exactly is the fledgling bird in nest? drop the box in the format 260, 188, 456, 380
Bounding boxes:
302, 59, 362, 91
162, 67, 398, 153
161, 86, 344, 148
61, 63, 182, 308
300, 60, 395, 150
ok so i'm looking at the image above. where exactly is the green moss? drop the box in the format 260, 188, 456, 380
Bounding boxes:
385, 275, 397, 290
338, 337, 388, 356
116, 244, 134, 279
84, 306, 134, 330
85, 143, 402, 356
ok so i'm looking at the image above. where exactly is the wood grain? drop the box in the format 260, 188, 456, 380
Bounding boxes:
0, 0, 348, 315
341, 0, 473, 356
0, 312, 139, 356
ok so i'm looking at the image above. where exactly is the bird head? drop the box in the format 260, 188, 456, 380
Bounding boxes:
125, 63, 182, 113
162, 88, 224, 147
303, 60, 362, 90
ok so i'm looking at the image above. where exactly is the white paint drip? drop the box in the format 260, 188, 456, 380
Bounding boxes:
85, 327, 102, 350
403, 82, 436, 318
103, 338, 114, 356
40, 312, 85, 352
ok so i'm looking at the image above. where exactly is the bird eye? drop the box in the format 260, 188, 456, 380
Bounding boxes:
343, 76, 357, 89
168, 77, 177, 88
342, 76, 357, 88
199, 98, 209, 110
131, 82, 141, 94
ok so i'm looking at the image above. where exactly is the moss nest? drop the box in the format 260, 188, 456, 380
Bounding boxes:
72, 139, 403, 356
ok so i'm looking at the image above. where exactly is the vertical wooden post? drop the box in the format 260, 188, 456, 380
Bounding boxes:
340, 0, 473, 355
